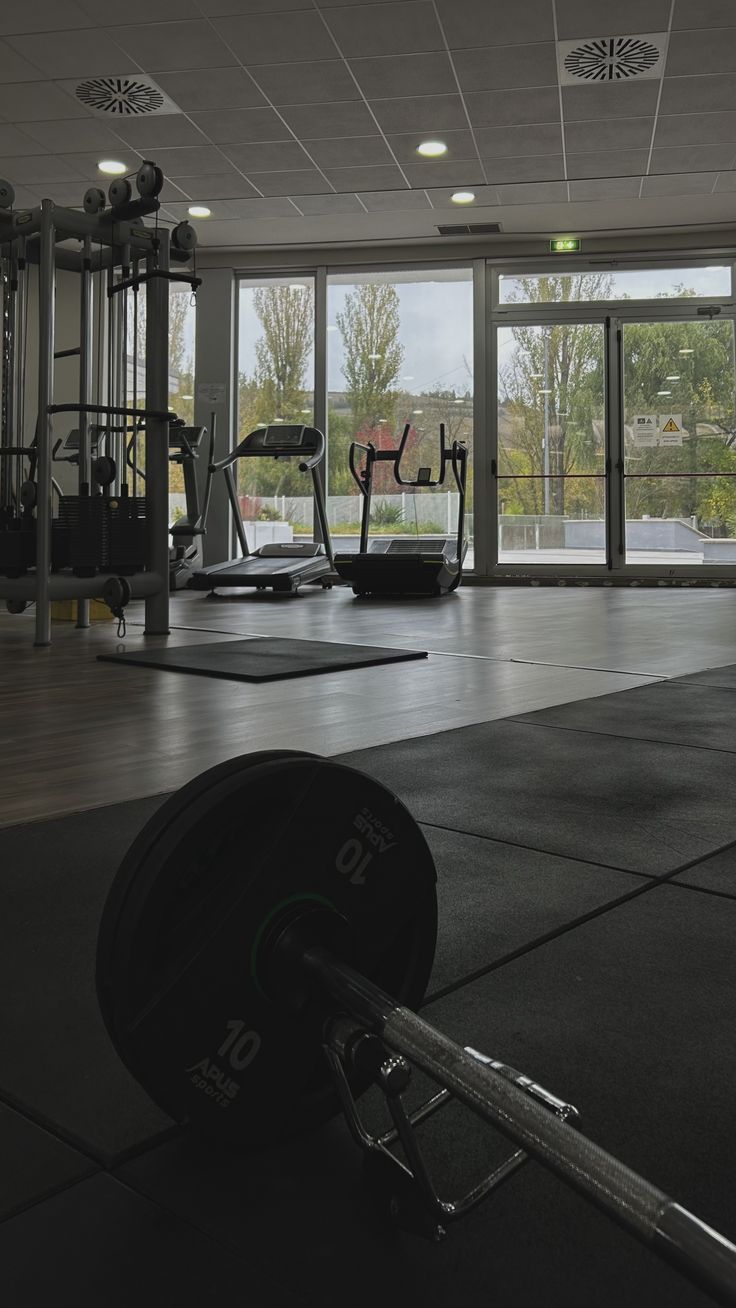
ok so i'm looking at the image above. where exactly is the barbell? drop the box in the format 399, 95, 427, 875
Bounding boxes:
96, 750, 736, 1305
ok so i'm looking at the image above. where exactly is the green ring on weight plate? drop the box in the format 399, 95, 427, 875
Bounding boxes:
249, 892, 337, 997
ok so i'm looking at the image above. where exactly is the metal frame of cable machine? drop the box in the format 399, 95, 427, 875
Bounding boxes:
0, 175, 188, 646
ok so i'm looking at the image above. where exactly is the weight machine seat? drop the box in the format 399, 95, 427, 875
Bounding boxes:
170, 521, 205, 537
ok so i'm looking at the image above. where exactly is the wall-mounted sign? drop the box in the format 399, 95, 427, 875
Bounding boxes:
550, 237, 581, 253
633, 414, 658, 446
659, 414, 683, 446
196, 381, 227, 404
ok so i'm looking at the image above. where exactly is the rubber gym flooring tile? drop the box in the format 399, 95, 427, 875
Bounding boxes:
98, 636, 426, 683
0, 1172, 308, 1308
423, 825, 637, 994
673, 843, 736, 897
0, 796, 174, 1162
671, 662, 736, 689
510, 679, 736, 753
116, 884, 731, 1308
340, 718, 736, 874
0, 1102, 95, 1220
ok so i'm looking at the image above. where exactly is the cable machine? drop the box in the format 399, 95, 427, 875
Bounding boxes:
0, 161, 200, 645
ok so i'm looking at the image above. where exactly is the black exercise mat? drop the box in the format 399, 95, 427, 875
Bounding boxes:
116, 885, 732, 1308
0, 796, 174, 1163
98, 636, 427, 682
674, 842, 736, 897
672, 662, 736, 690
340, 718, 736, 874
0, 1103, 94, 1221
511, 679, 736, 754
0, 1173, 306, 1308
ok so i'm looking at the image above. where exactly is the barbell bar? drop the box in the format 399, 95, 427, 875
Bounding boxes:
96, 750, 736, 1306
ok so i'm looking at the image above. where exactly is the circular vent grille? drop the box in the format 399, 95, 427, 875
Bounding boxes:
564, 36, 660, 81
75, 76, 165, 115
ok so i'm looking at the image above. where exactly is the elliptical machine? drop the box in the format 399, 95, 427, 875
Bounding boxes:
127, 417, 215, 591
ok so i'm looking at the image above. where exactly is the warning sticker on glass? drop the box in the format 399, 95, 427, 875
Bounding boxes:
632, 415, 658, 447
658, 414, 683, 446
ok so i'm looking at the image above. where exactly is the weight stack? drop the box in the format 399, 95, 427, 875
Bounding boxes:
0, 520, 36, 578
108, 494, 146, 574
56, 494, 110, 577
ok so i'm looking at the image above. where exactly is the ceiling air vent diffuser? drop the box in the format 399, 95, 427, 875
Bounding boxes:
437, 223, 501, 236
558, 34, 666, 85
70, 76, 178, 116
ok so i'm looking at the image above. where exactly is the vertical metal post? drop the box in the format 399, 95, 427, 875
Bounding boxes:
34, 201, 55, 647
144, 238, 170, 634
313, 266, 327, 544
543, 328, 550, 516
606, 316, 625, 573
472, 258, 491, 575
0, 252, 16, 511
15, 245, 26, 465
76, 236, 93, 628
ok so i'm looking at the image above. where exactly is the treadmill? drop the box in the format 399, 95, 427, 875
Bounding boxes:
189, 424, 335, 596
334, 423, 468, 598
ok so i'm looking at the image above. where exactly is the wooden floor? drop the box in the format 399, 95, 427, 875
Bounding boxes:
1, 584, 734, 826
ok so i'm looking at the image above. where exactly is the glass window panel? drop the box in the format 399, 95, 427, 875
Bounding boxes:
499, 265, 731, 305
498, 476, 606, 563
326, 268, 473, 566
237, 276, 315, 541
625, 477, 736, 564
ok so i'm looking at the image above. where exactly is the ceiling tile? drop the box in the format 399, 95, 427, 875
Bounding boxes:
80, 0, 201, 20
673, 1, 736, 29
212, 12, 337, 65
223, 140, 311, 171
465, 88, 560, 129
18, 182, 85, 205
659, 74, 736, 116
357, 188, 431, 210
566, 149, 650, 178
641, 172, 719, 196
452, 43, 557, 92
173, 171, 257, 198
291, 192, 365, 214
5, 30, 137, 79
656, 111, 736, 147
402, 159, 485, 187
425, 184, 499, 206
350, 52, 456, 98
190, 108, 289, 145
497, 180, 568, 204
482, 154, 565, 182
0, 1, 89, 35
225, 195, 299, 216
565, 116, 654, 153
556, 0, 670, 39
474, 123, 563, 158
303, 136, 391, 168
324, 3, 443, 58
667, 29, 736, 77
436, 0, 554, 50
650, 144, 736, 172
0, 82, 86, 122
199, 0, 313, 12
248, 168, 330, 195
1, 154, 87, 183
0, 124, 48, 155
109, 21, 236, 71
714, 170, 736, 191
569, 176, 642, 199
561, 82, 660, 122
157, 179, 191, 202
148, 145, 233, 175
110, 116, 207, 149
386, 128, 477, 162
154, 68, 266, 112
249, 60, 360, 106
19, 118, 127, 154
192, 218, 252, 246
369, 94, 467, 133
279, 100, 377, 139
322, 163, 407, 190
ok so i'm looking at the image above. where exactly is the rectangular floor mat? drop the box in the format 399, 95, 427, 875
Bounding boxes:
98, 637, 427, 683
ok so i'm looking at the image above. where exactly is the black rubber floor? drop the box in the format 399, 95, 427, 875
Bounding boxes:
98, 636, 427, 682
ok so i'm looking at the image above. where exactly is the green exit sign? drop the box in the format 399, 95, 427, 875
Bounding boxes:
550, 237, 581, 253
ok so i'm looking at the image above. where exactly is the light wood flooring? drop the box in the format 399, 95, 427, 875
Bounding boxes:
1, 584, 734, 826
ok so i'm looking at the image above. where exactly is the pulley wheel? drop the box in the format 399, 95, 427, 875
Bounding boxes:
0, 179, 15, 209
136, 160, 164, 199
83, 187, 106, 215
97, 750, 437, 1144
92, 455, 116, 488
171, 221, 197, 253
108, 178, 132, 208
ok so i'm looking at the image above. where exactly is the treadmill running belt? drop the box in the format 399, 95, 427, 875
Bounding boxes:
98, 637, 427, 683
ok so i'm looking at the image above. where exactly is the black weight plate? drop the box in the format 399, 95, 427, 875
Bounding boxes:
97, 750, 437, 1145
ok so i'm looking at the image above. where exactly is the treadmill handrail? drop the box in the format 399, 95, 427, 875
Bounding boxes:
394, 421, 449, 489
348, 441, 374, 498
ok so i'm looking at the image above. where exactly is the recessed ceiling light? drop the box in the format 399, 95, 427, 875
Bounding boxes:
666, 374, 680, 380
417, 140, 447, 157
679, 348, 694, 354
412, 409, 423, 415
301, 408, 311, 413
188, 205, 211, 218
181, 394, 194, 400
657, 390, 672, 396
368, 352, 382, 360
288, 283, 307, 291
451, 190, 475, 204
453, 398, 464, 403
538, 389, 552, 395
98, 159, 127, 176
530, 373, 544, 379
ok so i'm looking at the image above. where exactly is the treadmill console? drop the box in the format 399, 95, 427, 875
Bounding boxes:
237, 425, 324, 459
263, 429, 304, 447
